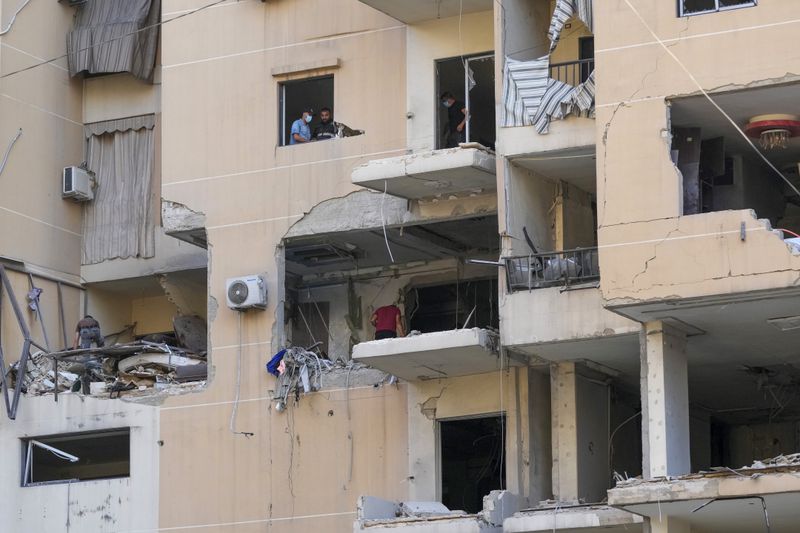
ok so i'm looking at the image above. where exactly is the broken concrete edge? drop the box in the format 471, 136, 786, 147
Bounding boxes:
352, 328, 499, 359
503, 504, 644, 532
162, 199, 206, 234
355, 491, 518, 527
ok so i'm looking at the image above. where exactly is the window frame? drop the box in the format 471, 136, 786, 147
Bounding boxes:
678, 0, 757, 17
277, 74, 335, 147
21, 428, 131, 487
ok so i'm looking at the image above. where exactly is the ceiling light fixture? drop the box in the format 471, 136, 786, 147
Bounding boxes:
745, 114, 800, 150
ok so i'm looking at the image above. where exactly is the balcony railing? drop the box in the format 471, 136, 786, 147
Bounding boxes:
549, 58, 594, 87
506, 247, 599, 291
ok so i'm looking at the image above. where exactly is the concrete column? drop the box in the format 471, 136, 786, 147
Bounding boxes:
648, 517, 691, 533
551, 362, 578, 501
641, 322, 690, 479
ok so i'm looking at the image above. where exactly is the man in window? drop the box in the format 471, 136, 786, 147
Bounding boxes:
441, 91, 468, 148
313, 107, 337, 141
370, 303, 405, 340
290, 108, 313, 144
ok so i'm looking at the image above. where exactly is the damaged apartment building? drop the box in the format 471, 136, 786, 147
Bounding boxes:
2, 0, 800, 532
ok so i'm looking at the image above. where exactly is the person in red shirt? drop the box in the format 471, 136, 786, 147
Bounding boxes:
370, 304, 405, 340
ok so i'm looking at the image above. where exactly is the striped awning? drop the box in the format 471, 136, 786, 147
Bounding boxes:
502, 56, 550, 128
548, 0, 593, 51
67, 0, 160, 82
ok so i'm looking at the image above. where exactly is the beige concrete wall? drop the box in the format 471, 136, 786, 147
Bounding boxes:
0, 0, 83, 276
406, 10, 494, 153
156, 0, 418, 530
594, 0, 800, 303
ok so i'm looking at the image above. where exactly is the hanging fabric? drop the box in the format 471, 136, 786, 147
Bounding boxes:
82, 116, 156, 264
548, 0, 593, 51
502, 55, 550, 127
67, 0, 161, 82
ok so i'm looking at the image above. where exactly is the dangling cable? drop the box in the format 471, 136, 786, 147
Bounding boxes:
229, 311, 253, 437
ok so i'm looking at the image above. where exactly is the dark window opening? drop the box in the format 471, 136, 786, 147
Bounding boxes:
22, 428, 130, 486
436, 54, 496, 150
407, 278, 498, 334
679, 0, 756, 16
279, 76, 334, 147
290, 301, 330, 356
440, 415, 505, 514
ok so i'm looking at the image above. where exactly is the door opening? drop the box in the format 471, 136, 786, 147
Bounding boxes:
435, 53, 495, 150
439, 414, 505, 514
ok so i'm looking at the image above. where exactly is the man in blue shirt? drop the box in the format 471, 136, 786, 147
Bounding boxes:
290, 108, 313, 144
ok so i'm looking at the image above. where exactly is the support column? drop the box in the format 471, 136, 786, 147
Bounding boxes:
551, 362, 578, 501
648, 517, 691, 533
641, 322, 690, 479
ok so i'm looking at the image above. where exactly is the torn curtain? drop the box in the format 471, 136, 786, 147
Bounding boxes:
82, 116, 156, 265
67, 0, 161, 81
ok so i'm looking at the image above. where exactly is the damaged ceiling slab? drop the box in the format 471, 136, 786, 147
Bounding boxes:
504, 504, 643, 533
352, 328, 505, 381
609, 455, 800, 533
351, 147, 496, 200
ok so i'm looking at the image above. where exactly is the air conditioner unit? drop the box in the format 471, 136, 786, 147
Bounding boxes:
226, 275, 267, 310
62, 166, 94, 202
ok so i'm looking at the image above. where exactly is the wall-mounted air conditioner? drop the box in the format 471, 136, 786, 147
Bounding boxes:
226, 275, 267, 310
62, 166, 94, 202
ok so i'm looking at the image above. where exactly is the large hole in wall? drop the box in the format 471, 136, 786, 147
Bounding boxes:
670, 83, 800, 235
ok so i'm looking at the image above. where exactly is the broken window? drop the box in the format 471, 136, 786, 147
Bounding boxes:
679, 0, 756, 16
439, 415, 505, 514
436, 53, 496, 150
279, 76, 334, 146
22, 429, 130, 486
407, 278, 498, 334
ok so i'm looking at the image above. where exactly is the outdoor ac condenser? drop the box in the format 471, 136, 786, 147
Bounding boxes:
62, 166, 94, 202
226, 275, 268, 310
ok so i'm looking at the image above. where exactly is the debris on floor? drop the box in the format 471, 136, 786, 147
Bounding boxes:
614, 452, 800, 487
10, 339, 207, 399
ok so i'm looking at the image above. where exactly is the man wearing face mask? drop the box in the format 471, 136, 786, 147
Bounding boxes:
313, 107, 337, 141
290, 108, 313, 144
440, 91, 468, 148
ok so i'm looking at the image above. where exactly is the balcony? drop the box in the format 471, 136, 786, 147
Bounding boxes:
550, 59, 595, 88
500, 248, 640, 364
357, 0, 492, 24
351, 328, 503, 381
504, 504, 643, 533
351, 147, 496, 200
506, 248, 600, 291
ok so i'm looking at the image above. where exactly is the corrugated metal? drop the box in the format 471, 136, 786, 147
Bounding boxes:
82, 117, 156, 265
67, 0, 160, 81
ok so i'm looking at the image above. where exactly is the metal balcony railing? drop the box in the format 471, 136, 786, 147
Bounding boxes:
506, 247, 600, 292
549, 58, 594, 86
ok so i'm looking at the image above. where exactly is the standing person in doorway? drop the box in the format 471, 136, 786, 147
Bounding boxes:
440, 91, 468, 148
290, 108, 313, 144
371, 304, 405, 340
73, 315, 105, 349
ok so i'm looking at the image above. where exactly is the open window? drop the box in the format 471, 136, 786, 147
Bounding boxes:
407, 278, 498, 333
435, 53, 496, 150
22, 428, 130, 486
439, 415, 505, 514
279, 75, 334, 146
679, 0, 756, 17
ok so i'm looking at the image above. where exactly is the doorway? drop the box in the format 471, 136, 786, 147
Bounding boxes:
435, 53, 496, 150
439, 414, 505, 514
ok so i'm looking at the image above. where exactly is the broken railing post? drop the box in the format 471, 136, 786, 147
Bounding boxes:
0, 264, 36, 419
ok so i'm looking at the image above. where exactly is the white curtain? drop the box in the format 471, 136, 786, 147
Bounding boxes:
82, 119, 156, 265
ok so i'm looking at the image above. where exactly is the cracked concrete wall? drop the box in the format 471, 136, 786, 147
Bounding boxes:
406, 368, 533, 508
595, 1, 800, 304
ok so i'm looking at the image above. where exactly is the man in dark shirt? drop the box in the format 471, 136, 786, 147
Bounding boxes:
313, 107, 337, 141
440, 91, 468, 148
73, 315, 105, 349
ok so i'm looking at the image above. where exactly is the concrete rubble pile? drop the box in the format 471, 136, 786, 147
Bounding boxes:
12, 339, 207, 398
